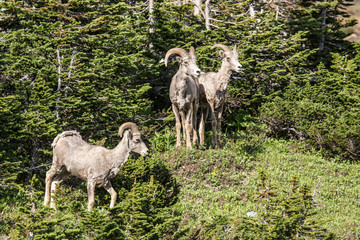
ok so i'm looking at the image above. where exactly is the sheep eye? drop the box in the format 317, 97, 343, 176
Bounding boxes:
134, 139, 140, 143
226, 57, 231, 61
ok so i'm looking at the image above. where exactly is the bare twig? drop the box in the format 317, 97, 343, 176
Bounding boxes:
65, 50, 76, 98
25, 163, 52, 171
209, 23, 219, 28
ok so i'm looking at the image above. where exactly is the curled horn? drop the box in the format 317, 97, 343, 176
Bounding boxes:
164, 48, 189, 67
211, 44, 230, 52
118, 122, 140, 137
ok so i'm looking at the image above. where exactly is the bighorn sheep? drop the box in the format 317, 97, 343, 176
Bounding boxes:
199, 44, 243, 148
165, 46, 201, 148
44, 122, 149, 211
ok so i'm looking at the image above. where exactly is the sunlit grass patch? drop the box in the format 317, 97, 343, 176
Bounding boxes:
163, 134, 360, 238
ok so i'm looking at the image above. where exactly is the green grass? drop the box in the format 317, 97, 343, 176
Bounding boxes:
258, 140, 360, 236
155, 134, 360, 238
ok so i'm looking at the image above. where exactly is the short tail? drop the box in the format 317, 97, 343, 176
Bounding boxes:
51, 131, 81, 148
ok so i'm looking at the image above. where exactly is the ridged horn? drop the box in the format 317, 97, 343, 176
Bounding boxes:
211, 44, 230, 52
118, 122, 140, 137
164, 48, 189, 67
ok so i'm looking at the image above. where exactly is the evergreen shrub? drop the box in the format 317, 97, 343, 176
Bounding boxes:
260, 55, 360, 161
182, 172, 335, 240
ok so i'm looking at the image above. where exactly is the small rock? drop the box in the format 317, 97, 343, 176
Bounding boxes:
246, 211, 257, 217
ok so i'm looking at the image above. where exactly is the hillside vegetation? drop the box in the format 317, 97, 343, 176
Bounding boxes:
2, 130, 360, 239
1, 0, 360, 239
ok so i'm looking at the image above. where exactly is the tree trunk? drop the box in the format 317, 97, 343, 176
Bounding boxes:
319, 7, 327, 53
249, 3, 255, 18
28, 141, 37, 181
149, 0, 155, 34
275, 0, 280, 20
205, 0, 211, 30
194, 0, 202, 16
65, 50, 76, 98
56, 47, 61, 122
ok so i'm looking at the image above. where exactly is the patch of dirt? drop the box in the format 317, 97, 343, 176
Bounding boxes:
237, 191, 249, 201
176, 162, 201, 178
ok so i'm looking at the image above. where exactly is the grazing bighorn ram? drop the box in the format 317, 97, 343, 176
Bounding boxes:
199, 44, 243, 148
44, 122, 149, 211
165, 47, 201, 148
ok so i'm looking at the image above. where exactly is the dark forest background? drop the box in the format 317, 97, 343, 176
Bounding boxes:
1, 0, 360, 239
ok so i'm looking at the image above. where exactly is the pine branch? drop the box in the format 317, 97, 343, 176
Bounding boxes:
128, 0, 149, 9
209, 17, 237, 25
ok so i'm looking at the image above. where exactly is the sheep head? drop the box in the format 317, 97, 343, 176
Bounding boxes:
118, 122, 149, 156
165, 47, 201, 77
211, 44, 243, 73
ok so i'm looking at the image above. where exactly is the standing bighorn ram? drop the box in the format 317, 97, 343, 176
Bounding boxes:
199, 44, 243, 148
165, 47, 201, 149
44, 122, 149, 211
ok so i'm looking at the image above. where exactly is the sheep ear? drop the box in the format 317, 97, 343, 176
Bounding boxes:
233, 46, 239, 57
219, 51, 225, 58
176, 56, 182, 62
122, 130, 132, 140
127, 131, 133, 139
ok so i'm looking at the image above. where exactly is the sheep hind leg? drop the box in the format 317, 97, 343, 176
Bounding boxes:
179, 111, 187, 147
199, 107, 208, 146
172, 105, 182, 148
44, 166, 57, 206
192, 103, 198, 146
49, 169, 71, 210
104, 181, 117, 208
208, 102, 218, 148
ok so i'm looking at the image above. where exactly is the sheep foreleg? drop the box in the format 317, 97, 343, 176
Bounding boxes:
185, 106, 193, 149
216, 105, 224, 147
87, 180, 96, 211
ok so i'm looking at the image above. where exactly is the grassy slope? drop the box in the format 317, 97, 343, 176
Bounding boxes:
154, 134, 360, 238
